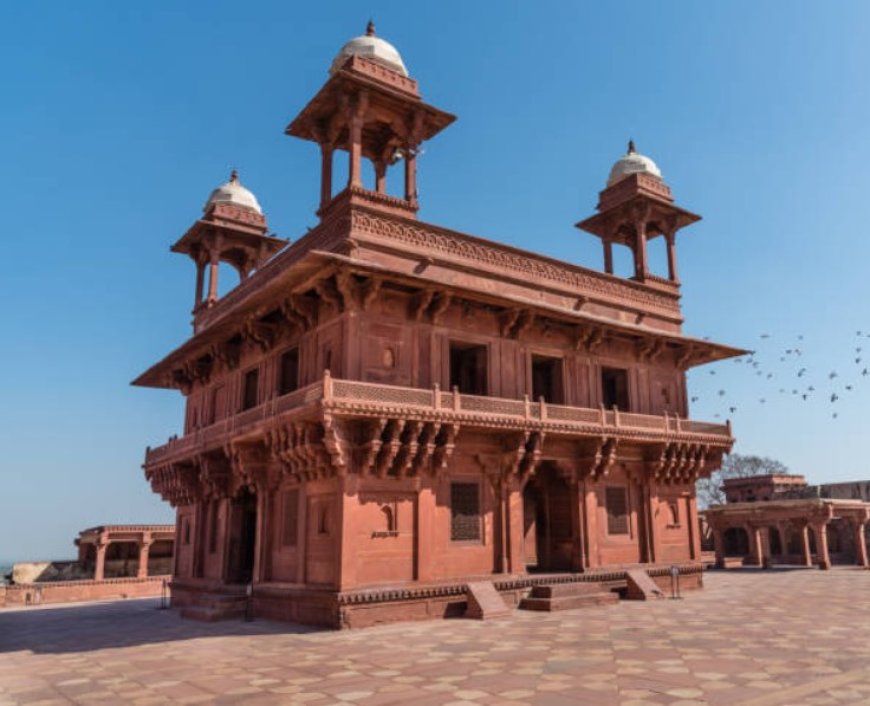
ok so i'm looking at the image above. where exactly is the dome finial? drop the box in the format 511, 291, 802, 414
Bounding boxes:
627, 139, 636, 154
230, 168, 239, 183
366, 19, 376, 36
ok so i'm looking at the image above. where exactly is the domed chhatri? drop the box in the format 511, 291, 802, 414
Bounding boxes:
330, 21, 408, 77
606, 140, 662, 187
204, 169, 263, 215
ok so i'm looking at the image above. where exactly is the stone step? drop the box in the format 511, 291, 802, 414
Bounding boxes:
466, 581, 511, 620
529, 582, 610, 599
625, 569, 666, 600
519, 591, 618, 612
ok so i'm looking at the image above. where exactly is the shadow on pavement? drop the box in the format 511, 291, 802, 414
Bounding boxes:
0, 597, 321, 654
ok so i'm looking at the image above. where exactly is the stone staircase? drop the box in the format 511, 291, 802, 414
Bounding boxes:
518, 581, 618, 612
179, 592, 249, 622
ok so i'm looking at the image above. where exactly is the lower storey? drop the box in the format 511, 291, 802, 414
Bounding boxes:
170, 563, 703, 629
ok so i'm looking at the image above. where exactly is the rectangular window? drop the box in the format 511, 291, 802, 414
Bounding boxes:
601, 367, 630, 410
449, 343, 488, 395
450, 482, 481, 541
242, 368, 259, 410
531, 355, 564, 404
282, 489, 299, 547
605, 487, 629, 535
278, 348, 300, 396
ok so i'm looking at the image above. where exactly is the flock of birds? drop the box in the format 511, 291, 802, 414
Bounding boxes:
687, 330, 870, 421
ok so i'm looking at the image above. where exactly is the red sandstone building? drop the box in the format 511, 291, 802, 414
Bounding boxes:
135, 25, 743, 627
705, 475, 870, 570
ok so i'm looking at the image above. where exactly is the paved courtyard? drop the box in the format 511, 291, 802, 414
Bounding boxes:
1, 568, 869, 706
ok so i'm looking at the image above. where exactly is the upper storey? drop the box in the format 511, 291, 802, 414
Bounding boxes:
135, 24, 745, 389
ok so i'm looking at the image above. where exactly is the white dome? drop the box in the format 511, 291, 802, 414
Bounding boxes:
204, 170, 262, 214
330, 22, 408, 77
607, 141, 662, 186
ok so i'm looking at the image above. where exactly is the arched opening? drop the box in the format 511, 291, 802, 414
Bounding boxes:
723, 527, 750, 557
611, 243, 635, 278
522, 463, 573, 572
105, 542, 139, 578
769, 527, 783, 556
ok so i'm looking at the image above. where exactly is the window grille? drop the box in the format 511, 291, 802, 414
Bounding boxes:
451, 482, 481, 541
605, 486, 629, 535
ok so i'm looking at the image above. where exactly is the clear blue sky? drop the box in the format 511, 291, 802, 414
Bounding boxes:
2, 1, 870, 562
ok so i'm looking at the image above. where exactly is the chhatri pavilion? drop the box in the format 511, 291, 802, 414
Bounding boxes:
135, 23, 743, 627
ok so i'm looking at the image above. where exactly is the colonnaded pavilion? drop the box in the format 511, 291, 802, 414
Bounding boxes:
134, 23, 745, 627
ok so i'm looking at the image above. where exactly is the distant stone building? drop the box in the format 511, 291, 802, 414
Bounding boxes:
2, 524, 174, 607
135, 24, 742, 627
705, 475, 870, 569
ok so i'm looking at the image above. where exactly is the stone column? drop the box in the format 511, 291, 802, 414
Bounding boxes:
584, 480, 599, 569
320, 144, 333, 208
137, 533, 153, 578
194, 259, 206, 307
253, 487, 269, 583
687, 496, 701, 561
854, 520, 868, 568
207, 251, 220, 303
760, 527, 772, 569
94, 541, 108, 581
507, 477, 525, 574
813, 521, 831, 570
404, 144, 417, 203
374, 160, 387, 194
347, 96, 367, 189
665, 231, 679, 282
570, 479, 586, 572
748, 525, 763, 567
712, 526, 725, 569
800, 524, 813, 567
634, 220, 649, 280
603, 240, 614, 275
296, 482, 308, 585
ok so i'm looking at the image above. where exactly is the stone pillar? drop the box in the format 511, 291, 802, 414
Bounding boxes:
854, 520, 868, 568
634, 220, 649, 280
374, 160, 387, 194
687, 496, 701, 561
712, 526, 725, 569
813, 521, 831, 570
404, 144, 417, 203
194, 259, 206, 307
416, 482, 436, 582
748, 525, 763, 567
348, 109, 364, 189
665, 231, 679, 283
584, 480, 599, 569
760, 527, 772, 569
320, 144, 333, 208
207, 251, 220, 303
94, 541, 108, 581
603, 240, 614, 275
296, 482, 307, 585
800, 524, 813, 567
137, 534, 153, 578
570, 479, 586, 572
253, 488, 269, 583
507, 477, 525, 574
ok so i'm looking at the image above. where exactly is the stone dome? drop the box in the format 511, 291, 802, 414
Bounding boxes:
606, 141, 662, 186
204, 170, 262, 214
329, 21, 408, 77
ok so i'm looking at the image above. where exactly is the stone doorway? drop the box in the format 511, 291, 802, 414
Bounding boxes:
523, 463, 574, 572
226, 488, 257, 584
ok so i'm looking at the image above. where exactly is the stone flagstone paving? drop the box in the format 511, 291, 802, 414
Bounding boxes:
1, 568, 869, 705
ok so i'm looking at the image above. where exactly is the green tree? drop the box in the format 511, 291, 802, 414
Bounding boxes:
696, 453, 790, 508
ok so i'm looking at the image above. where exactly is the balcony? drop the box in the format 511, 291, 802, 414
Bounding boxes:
144, 373, 732, 469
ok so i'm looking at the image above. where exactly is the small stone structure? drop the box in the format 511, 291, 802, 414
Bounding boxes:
3, 524, 175, 607
705, 475, 870, 570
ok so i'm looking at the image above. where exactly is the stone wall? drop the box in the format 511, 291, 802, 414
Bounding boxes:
1, 576, 170, 607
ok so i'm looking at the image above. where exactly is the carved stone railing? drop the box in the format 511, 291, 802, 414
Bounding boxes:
144, 374, 732, 468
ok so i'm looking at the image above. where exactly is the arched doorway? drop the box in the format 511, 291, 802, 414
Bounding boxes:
522, 463, 574, 572
723, 527, 750, 558
226, 488, 257, 584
